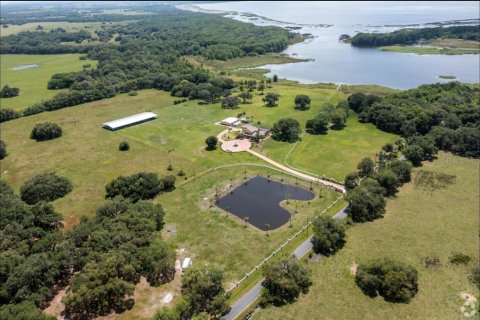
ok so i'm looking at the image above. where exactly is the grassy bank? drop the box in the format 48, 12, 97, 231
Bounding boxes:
379, 45, 479, 55
253, 152, 480, 320
0, 54, 97, 111
258, 114, 398, 181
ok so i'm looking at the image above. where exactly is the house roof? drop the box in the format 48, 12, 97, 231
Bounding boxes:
221, 117, 239, 124
103, 112, 157, 130
242, 124, 258, 132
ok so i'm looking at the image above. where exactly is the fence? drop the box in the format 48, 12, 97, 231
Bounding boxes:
225, 194, 345, 293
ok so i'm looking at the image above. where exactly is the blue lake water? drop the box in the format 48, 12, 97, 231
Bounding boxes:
195, 1, 480, 89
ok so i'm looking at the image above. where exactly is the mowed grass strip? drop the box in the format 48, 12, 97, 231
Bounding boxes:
0, 54, 97, 111
259, 114, 398, 181
253, 152, 480, 320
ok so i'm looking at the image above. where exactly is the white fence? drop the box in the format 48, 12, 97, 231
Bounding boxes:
225, 195, 345, 293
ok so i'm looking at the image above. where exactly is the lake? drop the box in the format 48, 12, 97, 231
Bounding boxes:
216, 176, 314, 230
192, 1, 480, 89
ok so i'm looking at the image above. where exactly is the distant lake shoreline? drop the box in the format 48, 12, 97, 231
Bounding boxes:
182, 1, 480, 89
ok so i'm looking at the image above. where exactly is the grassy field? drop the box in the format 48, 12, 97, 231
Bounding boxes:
253, 152, 480, 320
0, 21, 132, 37
1, 63, 405, 319
2, 87, 344, 319
257, 114, 398, 181
0, 54, 97, 111
379, 45, 479, 55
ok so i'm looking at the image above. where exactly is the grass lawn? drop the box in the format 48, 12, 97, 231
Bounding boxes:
253, 152, 480, 320
0, 54, 97, 111
379, 45, 479, 55
258, 114, 398, 181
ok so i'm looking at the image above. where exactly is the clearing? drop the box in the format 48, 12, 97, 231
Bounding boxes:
0, 54, 97, 111
253, 152, 480, 320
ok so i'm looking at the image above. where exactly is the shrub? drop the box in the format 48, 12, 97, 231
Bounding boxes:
312, 216, 346, 255
423, 256, 441, 269
449, 252, 471, 265
20, 172, 73, 205
119, 141, 129, 151
0, 108, 21, 123
0, 85, 19, 98
177, 169, 186, 176
355, 258, 418, 303
128, 91, 138, 96
105, 172, 166, 202
0, 140, 6, 160
30, 122, 63, 141
344, 172, 359, 190
205, 136, 218, 150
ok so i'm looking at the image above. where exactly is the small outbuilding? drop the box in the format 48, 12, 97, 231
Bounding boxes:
181, 257, 192, 273
103, 112, 157, 130
220, 117, 241, 127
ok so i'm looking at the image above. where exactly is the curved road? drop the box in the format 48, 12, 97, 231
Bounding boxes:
224, 205, 348, 320
216, 129, 346, 193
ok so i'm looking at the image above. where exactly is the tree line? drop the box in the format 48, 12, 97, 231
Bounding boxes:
351, 25, 480, 47
348, 82, 480, 158
0, 171, 176, 319
0, 8, 301, 122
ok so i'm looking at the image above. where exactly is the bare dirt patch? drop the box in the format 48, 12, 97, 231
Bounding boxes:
349, 263, 358, 276
460, 292, 478, 303
43, 288, 66, 319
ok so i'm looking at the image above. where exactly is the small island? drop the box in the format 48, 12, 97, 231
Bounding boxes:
351, 25, 480, 55
438, 75, 457, 79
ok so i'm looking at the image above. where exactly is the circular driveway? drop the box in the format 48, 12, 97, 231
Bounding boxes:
221, 139, 251, 153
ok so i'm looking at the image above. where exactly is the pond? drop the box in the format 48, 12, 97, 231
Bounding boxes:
12, 64, 39, 70
216, 176, 314, 230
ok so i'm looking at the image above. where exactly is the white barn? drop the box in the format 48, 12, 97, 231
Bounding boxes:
220, 117, 241, 127
103, 112, 157, 130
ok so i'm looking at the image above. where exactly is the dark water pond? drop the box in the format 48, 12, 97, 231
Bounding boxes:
216, 176, 314, 230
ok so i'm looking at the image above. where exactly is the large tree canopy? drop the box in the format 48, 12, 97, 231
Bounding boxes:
271, 118, 301, 143
355, 258, 419, 303
261, 256, 312, 306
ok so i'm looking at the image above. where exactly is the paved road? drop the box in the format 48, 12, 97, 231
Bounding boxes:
224, 205, 348, 320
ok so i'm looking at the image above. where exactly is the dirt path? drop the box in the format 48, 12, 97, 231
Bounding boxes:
247, 148, 346, 192
217, 129, 346, 192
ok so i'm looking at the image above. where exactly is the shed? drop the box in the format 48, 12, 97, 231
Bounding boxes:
103, 112, 157, 130
220, 117, 241, 127
182, 257, 192, 271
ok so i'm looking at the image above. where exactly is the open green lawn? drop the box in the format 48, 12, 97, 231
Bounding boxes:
0, 54, 97, 111
258, 114, 398, 181
254, 152, 480, 320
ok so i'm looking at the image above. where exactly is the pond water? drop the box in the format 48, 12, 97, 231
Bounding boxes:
12, 64, 39, 70
195, 1, 480, 89
216, 176, 314, 230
